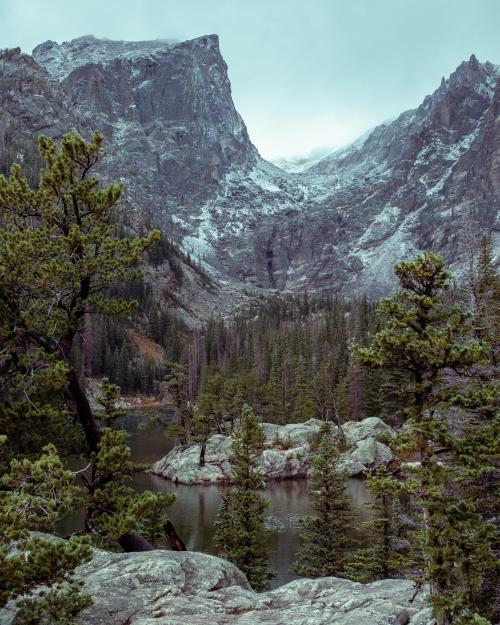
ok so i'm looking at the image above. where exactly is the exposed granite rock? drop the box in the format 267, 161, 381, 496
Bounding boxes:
152, 417, 394, 484
0, 534, 434, 625
0, 545, 432, 625
346, 437, 395, 469
75, 549, 250, 625
73, 550, 431, 625
342, 417, 395, 446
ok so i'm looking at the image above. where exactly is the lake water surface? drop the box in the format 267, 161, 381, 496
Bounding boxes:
68, 413, 371, 588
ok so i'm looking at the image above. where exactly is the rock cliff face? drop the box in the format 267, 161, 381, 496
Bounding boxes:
1, 37, 498, 297
31, 35, 257, 219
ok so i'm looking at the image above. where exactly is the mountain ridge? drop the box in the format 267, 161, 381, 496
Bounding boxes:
1, 35, 498, 299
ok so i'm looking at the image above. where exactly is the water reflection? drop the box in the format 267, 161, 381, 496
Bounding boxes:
65, 416, 371, 588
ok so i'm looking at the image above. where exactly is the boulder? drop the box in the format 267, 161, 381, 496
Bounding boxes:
0, 542, 432, 625
342, 417, 395, 446
151, 434, 235, 483
345, 437, 394, 470
72, 550, 429, 625
261, 419, 327, 447
75, 549, 249, 625
258, 445, 310, 479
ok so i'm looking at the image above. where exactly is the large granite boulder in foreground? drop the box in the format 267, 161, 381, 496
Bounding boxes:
0, 540, 432, 625
152, 417, 395, 484
74, 549, 431, 625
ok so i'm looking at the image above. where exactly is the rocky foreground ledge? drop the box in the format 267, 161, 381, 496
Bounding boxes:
0, 547, 432, 625
152, 417, 395, 484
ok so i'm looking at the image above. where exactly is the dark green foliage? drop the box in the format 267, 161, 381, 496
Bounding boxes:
0, 130, 159, 457
0, 441, 92, 623
90, 287, 188, 396
191, 404, 216, 466
195, 295, 403, 427
84, 379, 175, 547
474, 236, 500, 364
292, 427, 355, 577
0, 132, 174, 620
344, 466, 408, 582
133, 490, 176, 547
426, 495, 497, 625
214, 404, 273, 590
355, 251, 497, 625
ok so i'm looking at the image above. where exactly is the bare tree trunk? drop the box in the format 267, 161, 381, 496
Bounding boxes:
199, 441, 206, 467
82, 312, 94, 376
164, 520, 186, 551
66, 366, 100, 453
330, 396, 346, 445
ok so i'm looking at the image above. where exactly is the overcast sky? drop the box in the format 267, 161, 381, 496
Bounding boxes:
1, 0, 500, 159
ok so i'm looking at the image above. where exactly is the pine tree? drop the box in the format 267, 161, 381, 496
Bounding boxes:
475, 236, 499, 364
344, 466, 407, 582
162, 361, 191, 444
0, 131, 159, 455
83, 379, 175, 547
355, 252, 496, 625
0, 440, 92, 623
262, 356, 285, 424
214, 404, 273, 590
191, 401, 215, 466
0, 133, 178, 569
292, 427, 355, 577
291, 355, 316, 422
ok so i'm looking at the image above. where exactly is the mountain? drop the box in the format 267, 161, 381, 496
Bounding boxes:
0, 37, 498, 298
271, 147, 335, 173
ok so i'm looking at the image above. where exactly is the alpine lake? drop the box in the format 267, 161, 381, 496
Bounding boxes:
61, 409, 371, 588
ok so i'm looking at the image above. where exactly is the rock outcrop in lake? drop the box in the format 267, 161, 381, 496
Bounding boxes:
152, 417, 395, 484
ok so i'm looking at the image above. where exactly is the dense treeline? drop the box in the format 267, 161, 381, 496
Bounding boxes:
69, 232, 212, 396
193, 294, 411, 427
83, 276, 188, 395
215, 250, 499, 625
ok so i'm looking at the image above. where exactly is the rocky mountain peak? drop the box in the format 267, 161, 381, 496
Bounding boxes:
32, 34, 181, 81
0, 38, 498, 299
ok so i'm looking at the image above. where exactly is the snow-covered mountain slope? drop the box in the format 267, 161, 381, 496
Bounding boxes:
271, 147, 335, 173
1, 38, 498, 297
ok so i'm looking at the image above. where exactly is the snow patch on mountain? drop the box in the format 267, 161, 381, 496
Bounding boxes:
32, 35, 179, 80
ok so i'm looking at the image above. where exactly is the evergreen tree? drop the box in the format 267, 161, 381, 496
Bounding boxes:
0, 440, 92, 623
0, 131, 159, 456
291, 355, 316, 422
292, 427, 355, 577
162, 361, 191, 444
214, 404, 273, 590
261, 355, 285, 424
0, 133, 178, 580
191, 401, 215, 466
355, 252, 497, 625
84, 379, 175, 546
344, 466, 407, 582
475, 236, 499, 364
